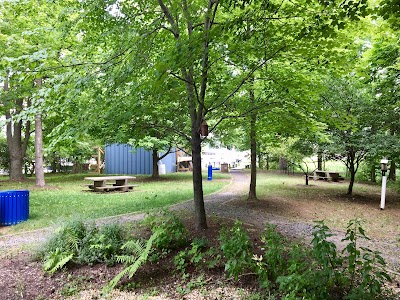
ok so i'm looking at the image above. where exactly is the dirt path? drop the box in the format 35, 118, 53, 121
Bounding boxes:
174, 170, 400, 274
1, 170, 399, 274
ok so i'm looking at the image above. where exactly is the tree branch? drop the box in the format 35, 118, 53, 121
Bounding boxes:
208, 96, 278, 134
158, 0, 179, 38
138, 122, 191, 143
208, 44, 286, 114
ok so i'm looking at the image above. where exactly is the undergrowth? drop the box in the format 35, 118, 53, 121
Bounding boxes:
38, 215, 395, 299
38, 220, 127, 274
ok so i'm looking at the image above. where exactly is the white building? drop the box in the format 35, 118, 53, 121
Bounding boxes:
201, 145, 250, 169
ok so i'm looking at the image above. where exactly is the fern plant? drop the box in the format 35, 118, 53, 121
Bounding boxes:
42, 248, 74, 274
40, 221, 127, 273
40, 220, 88, 274
142, 211, 189, 250
103, 229, 161, 294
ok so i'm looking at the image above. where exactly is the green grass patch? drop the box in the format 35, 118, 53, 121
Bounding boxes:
0, 172, 231, 233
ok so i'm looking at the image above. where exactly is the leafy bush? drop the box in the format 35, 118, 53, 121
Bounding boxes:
261, 224, 286, 280
257, 220, 393, 299
142, 211, 189, 250
39, 220, 88, 272
284, 222, 346, 299
219, 220, 253, 280
341, 219, 392, 299
174, 237, 220, 276
39, 220, 127, 273
77, 224, 126, 265
0, 136, 10, 173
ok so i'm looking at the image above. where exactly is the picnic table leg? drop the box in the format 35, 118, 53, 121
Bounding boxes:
115, 179, 129, 192
94, 180, 106, 192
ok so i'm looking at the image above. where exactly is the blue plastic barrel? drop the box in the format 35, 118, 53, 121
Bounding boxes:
0, 190, 29, 226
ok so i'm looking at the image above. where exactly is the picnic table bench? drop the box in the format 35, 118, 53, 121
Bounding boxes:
309, 170, 343, 182
84, 176, 137, 192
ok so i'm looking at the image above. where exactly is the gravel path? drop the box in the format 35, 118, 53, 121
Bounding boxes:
1, 170, 399, 277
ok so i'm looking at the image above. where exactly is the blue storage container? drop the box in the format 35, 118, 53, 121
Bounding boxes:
0, 190, 29, 226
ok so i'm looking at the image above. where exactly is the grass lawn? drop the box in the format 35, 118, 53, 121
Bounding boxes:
251, 171, 400, 240
0, 172, 231, 234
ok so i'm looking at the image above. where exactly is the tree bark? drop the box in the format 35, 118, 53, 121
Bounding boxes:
317, 151, 323, 170
370, 160, 376, 183
279, 157, 287, 173
34, 78, 45, 187
35, 113, 45, 186
191, 132, 207, 230
4, 77, 30, 181
388, 160, 396, 181
347, 152, 355, 195
152, 149, 160, 179
50, 152, 60, 173
248, 84, 257, 201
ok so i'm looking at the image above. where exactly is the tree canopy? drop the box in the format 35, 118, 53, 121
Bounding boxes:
0, 0, 397, 226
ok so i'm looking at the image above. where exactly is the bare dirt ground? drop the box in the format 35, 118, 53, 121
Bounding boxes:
0, 170, 399, 299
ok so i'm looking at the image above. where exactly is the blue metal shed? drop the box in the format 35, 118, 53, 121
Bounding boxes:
104, 144, 176, 175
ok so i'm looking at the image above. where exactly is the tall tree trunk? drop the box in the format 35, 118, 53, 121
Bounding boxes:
158, 0, 217, 230
317, 151, 323, 170
35, 113, 45, 186
50, 152, 59, 173
152, 149, 160, 179
34, 79, 45, 187
388, 160, 396, 181
248, 84, 257, 201
279, 157, 287, 173
370, 160, 376, 183
191, 131, 207, 230
266, 154, 270, 171
257, 152, 263, 169
186, 72, 207, 230
347, 152, 355, 195
4, 77, 30, 181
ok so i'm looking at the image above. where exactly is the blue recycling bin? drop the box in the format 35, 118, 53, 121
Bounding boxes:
0, 190, 29, 226
208, 164, 213, 181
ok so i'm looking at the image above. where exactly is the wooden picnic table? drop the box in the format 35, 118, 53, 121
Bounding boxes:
84, 176, 137, 192
311, 170, 342, 182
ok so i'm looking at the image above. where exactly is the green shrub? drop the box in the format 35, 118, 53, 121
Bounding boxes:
77, 224, 126, 265
341, 219, 392, 299
39, 220, 88, 273
40, 220, 88, 257
261, 224, 286, 280
42, 248, 74, 274
274, 220, 392, 299
312, 220, 344, 289
39, 220, 127, 273
219, 220, 253, 280
173, 237, 220, 276
104, 229, 161, 293
255, 225, 320, 295
143, 211, 189, 250
174, 250, 189, 276
0, 136, 10, 172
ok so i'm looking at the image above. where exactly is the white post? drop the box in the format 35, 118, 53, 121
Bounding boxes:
380, 158, 389, 210
380, 175, 387, 210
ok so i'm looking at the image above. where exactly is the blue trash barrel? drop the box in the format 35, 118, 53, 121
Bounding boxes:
208, 164, 213, 181
0, 190, 29, 226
